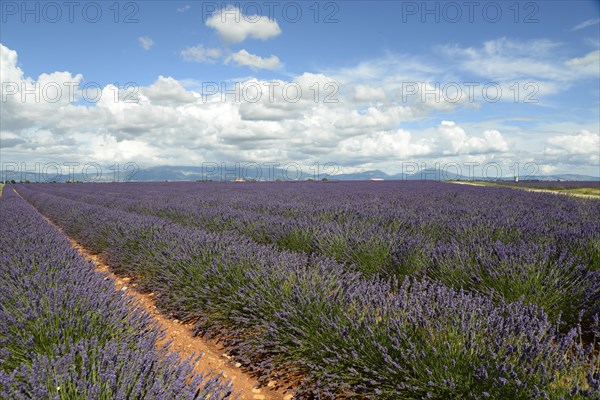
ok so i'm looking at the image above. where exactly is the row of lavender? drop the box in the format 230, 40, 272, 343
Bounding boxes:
26, 181, 600, 329
0, 188, 234, 399
14, 184, 600, 399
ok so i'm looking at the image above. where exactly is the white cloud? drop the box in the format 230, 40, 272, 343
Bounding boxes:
91, 137, 160, 163
181, 45, 222, 63
540, 164, 558, 174
439, 38, 598, 85
205, 7, 281, 43
565, 50, 600, 76
225, 50, 281, 70
437, 121, 509, 155
338, 129, 432, 160
141, 75, 197, 106
239, 102, 301, 121
0, 44, 21, 82
333, 106, 414, 136
0, 43, 84, 135
139, 36, 154, 51
177, 5, 190, 13
1, 43, 597, 176
330, 54, 440, 85
545, 130, 600, 156
439, 38, 568, 82
572, 18, 600, 31
543, 130, 600, 166
353, 85, 386, 102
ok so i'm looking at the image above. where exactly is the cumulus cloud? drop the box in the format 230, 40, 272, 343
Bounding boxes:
225, 49, 281, 70
437, 121, 509, 155
539, 164, 558, 174
338, 129, 432, 161
205, 7, 281, 43
0, 44, 22, 82
1, 43, 596, 176
353, 85, 386, 102
235, 74, 340, 121
1, 44, 84, 135
545, 130, 599, 160
334, 106, 414, 136
541, 130, 600, 168
239, 101, 303, 121
547, 130, 599, 154
181, 45, 222, 63
141, 75, 197, 106
139, 36, 154, 51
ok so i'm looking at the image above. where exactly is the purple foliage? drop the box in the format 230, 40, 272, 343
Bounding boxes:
11, 182, 600, 399
0, 188, 235, 399
18, 181, 600, 326
499, 181, 600, 189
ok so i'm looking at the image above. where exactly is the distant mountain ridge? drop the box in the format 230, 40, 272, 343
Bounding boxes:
2, 165, 598, 182
98, 166, 600, 182
332, 169, 600, 182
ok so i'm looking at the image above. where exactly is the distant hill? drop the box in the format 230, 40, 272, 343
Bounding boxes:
332, 169, 599, 182
2, 165, 598, 183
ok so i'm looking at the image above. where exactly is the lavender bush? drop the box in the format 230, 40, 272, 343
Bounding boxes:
0, 188, 234, 399
23, 181, 600, 328
13, 183, 600, 399
494, 180, 600, 190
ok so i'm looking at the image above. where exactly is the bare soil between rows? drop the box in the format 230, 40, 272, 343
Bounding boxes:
15, 188, 294, 400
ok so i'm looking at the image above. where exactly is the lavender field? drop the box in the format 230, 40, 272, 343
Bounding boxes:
504, 181, 600, 189
3, 181, 600, 399
0, 187, 234, 399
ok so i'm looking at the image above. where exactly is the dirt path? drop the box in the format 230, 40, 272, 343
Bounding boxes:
449, 181, 600, 199
75, 247, 293, 400
13, 188, 294, 400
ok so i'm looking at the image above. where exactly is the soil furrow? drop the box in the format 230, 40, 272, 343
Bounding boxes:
14, 188, 294, 400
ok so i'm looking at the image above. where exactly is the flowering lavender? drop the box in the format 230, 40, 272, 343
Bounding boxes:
21, 181, 600, 328
0, 188, 234, 399
12, 182, 600, 399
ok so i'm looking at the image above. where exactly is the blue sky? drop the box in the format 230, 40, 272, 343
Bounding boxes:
1, 1, 599, 177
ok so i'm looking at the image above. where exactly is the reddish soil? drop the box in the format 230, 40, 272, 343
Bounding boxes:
16, 189, 294, 400
80, 247, 294, 400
